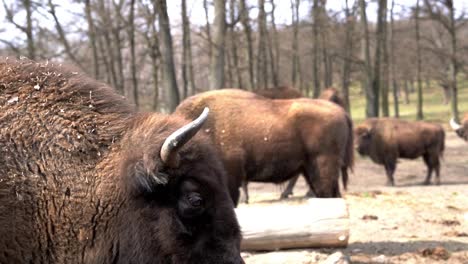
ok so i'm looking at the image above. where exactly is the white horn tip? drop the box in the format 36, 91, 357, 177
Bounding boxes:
450, 117, 461, 130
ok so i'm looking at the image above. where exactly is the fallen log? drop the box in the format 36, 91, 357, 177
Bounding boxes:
235, 198, 349, 251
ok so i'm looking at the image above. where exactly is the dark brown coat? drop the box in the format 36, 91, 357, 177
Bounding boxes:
0, 59, 242, 264
255, 86, 303, 99
450, 113, 468, 141
355, 118, 445, 186
175, 89, 354, 206
319, 87, 345, 109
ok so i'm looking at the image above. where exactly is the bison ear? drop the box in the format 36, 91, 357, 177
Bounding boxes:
126, 153, 171, 195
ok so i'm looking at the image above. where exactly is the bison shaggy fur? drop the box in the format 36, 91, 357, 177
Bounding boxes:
254, 86, 303, 99
175, 89, 354, 206
0, 58, 243, 264
355, 118, 445, 186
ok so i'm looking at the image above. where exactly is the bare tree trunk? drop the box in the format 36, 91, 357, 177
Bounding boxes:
268, 0, 280, 87
203, 0, 213, 60
341, 0, 354, 112
371, 0, 387, 117
359, 0, 374, 117
155, 0, 180, 111
447, 0, 459, 121
96, 0, 119, 93
24, 0, 35, 59
209, 0, 227, 90
415, 0, 423, 120
229, 0, 242, 88
256, 0, 268, 89
142, 4, 161, 110
182, 0, 193, 97
291, 0, 300, 88
312, 0, 321, 97
112, 0, 125, 95
84, 0, 100, 79
128, 0, 139, 107
404, 80, 410, 104
239, 0, 254, 89
390, 0, 399, 117
381, 0, 389, 117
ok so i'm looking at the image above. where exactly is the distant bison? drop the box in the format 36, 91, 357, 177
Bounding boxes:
319, 87, 345, 109
255, 85, 303, 99
355, 118, 445, 186
0, 59, 243, 263
175, 89, 354, 206
450, 113, 468, 141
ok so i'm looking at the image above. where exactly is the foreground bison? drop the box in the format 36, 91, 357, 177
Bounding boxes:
175, 89, 354, 206
319, 87, 345, 109
450, 113, 468, 141
0, 59, 243, 263
355, 118, 445, 186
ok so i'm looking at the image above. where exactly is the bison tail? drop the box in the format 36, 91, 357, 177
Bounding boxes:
439, 129, 445, 159
342, 113, 355, 190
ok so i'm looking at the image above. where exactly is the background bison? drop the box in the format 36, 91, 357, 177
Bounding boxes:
254, 86, 303, 99
355, 118, 445, 186
0, 59, 243, 264
174, 89, 354, 206
450, 113, 468, 141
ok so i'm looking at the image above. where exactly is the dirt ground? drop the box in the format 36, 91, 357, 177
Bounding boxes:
240, 132, 468, 264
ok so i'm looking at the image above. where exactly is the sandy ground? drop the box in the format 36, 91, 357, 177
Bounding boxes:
240, 132, 468, 264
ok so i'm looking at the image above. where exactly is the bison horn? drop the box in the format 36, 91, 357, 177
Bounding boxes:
450, 117, 462, 131
160, 107, 210, 168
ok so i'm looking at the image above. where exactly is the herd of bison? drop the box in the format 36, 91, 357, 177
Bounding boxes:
0, 58, 467, 263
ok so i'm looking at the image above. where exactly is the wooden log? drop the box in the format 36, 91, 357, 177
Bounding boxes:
235, 198, 349, 251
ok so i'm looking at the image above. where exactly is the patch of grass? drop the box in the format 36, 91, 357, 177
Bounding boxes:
348, 78, 468, 126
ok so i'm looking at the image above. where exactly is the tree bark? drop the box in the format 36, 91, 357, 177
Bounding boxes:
256, 0, 268, 89
24, 0, 35, 59
415, 0, 423, 120
381, 0, 389, 117
128, 0, 139, 107
182, 0, 196, 97
239, 0, 254, 89
209, 0, 227, 90
341, 0, 354, 112
268, 0, 280, 87
390, 0, 399, 117
84, 0, 100, 79
291, 0, 300, 88
371, 0, 387, 118
228, 0, 242, 88
203, 0, 212, 60
447, 0, 459, 122
359, 0, 374, 117
155, 0, 180, 111
312, 0, 321, 98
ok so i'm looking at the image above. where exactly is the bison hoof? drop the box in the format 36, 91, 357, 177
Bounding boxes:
280, 192, 292, 199
385, 181, 395, 187
305, 190, 316, 197
423, 180, 431, 185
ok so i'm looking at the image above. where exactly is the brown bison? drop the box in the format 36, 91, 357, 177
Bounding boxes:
319, 87, 345, 109
255, 85, 303, 99
450, 113, 468, 141
0, 59, 243, 264
281, 87, 347, 199
174, 89, 354, 206
355, 118, 445, 186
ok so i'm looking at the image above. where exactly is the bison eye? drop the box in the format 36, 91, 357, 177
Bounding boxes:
178, 191, 205, 219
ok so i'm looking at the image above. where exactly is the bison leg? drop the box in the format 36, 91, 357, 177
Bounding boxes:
239, 180, 249, 204
384, 162, 396, 186
305, 155, 341, 198
423, 153, 441, 185
280, 174, 299, 199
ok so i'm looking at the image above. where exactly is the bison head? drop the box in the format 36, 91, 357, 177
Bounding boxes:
450, 117, 467, 141
95, 108, 243, 264
354, 125, 373, 156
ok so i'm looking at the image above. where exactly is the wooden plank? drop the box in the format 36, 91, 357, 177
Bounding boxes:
235, 198, 349, 251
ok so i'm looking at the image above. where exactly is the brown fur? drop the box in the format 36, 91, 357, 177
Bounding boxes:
0, 58, 242, 263
255, 86, 303, 99
355, 118, 445, 186
453, 113, 468, 141
175, 89, 354, 206
319, 87, 345, 109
